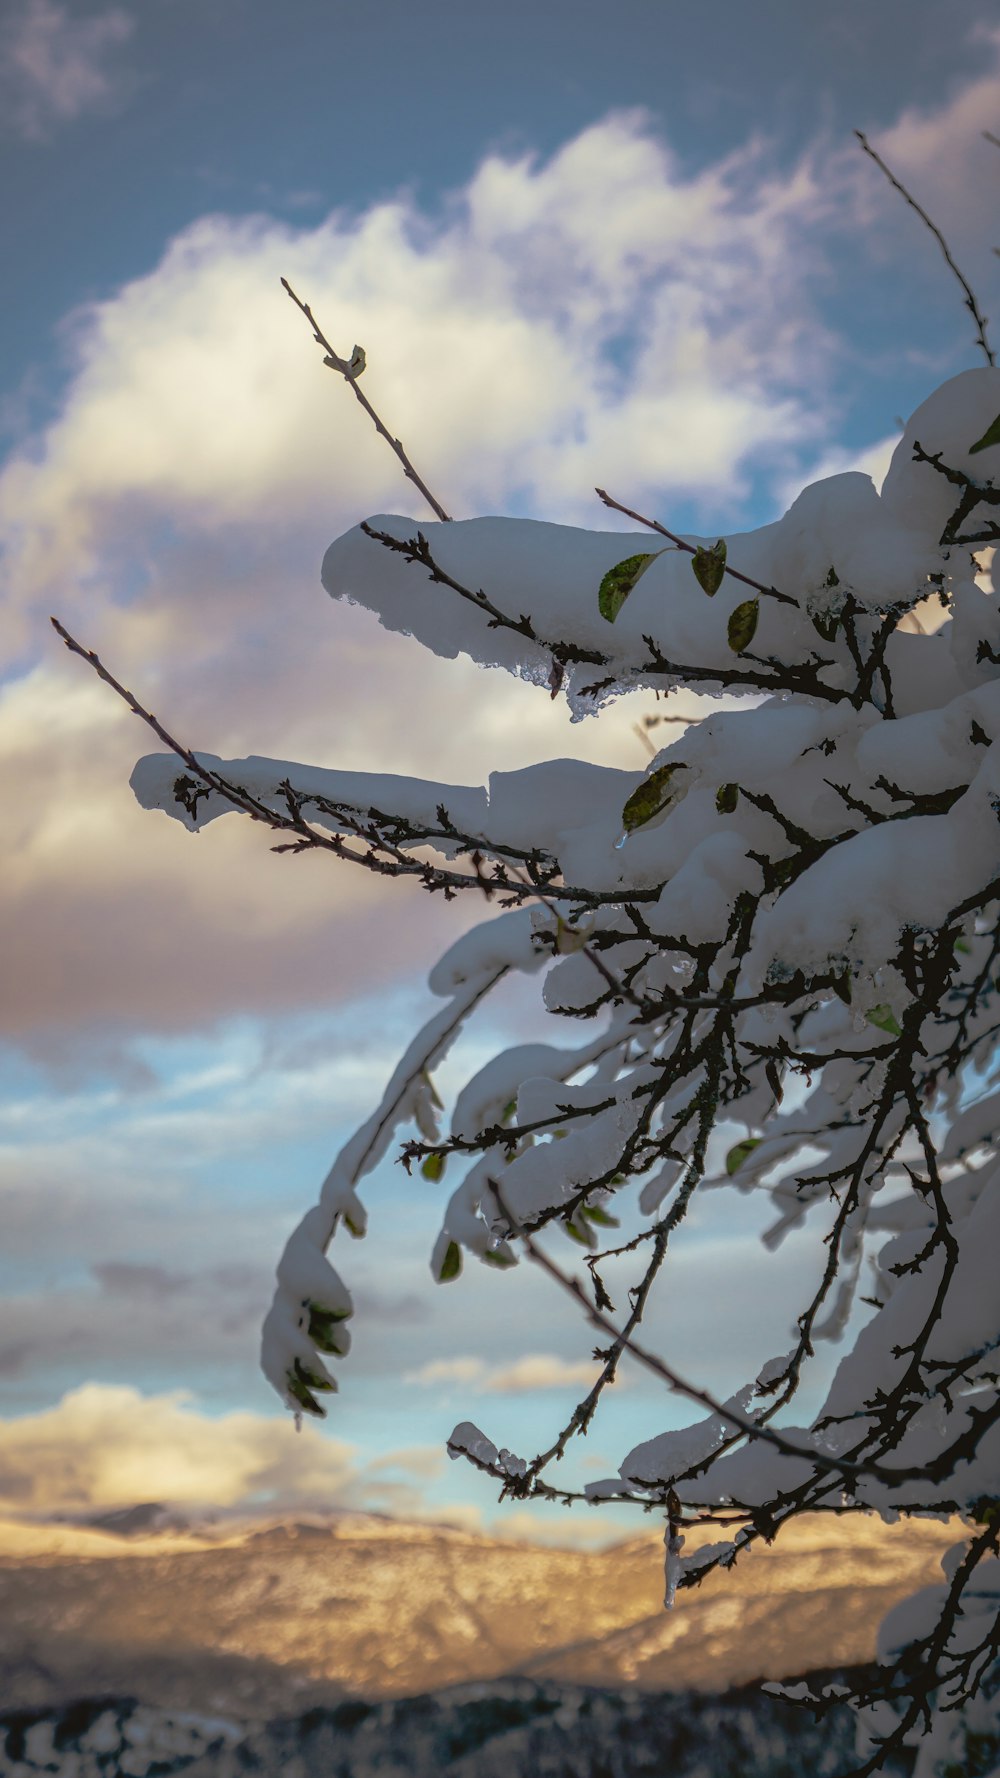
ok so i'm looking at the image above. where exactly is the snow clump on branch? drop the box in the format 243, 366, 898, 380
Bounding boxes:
131, 365, 1000, 1776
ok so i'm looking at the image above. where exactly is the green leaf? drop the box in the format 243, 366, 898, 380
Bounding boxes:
866, 1004, 902, 1036
563, 1217, 596, 1248
308, 1304, 351, 1354
482, 1248, 517, 1268
287, 1371, 325, 1417
954, 936, 972, 956
598, 551, 662, 623
727, 597, 760, 654
725, 1137, 762, 1176
621, 762, 686, 833
969, 411, 1000, 455
421, 1152, 446, 1183
437, 1240, 462, 1282
691, 539, 727, 596
308, 1297, 351, 1324
294, 1356, 335, 1394
582, 1204, 620, 1227
716, 782, 739, 814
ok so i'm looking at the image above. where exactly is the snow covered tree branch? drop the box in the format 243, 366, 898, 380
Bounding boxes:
54, 228, 1000, 1775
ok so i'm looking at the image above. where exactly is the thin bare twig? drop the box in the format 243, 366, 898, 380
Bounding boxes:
281, 277, 453, 522
594, 489, 799, 607
855, 131, 995, 368
483, 1178, 954, 1493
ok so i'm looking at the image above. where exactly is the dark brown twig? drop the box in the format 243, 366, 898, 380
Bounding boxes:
855, 131, 995, 368
281, 278, 453, 522
594, 489, 798, 607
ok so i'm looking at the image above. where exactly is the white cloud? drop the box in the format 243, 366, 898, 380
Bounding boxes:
0, 0, 133, 141
0, 1383, 629, 1546
848, 32, 1000, 342
3, 106, 823, 1050
1, 109, 837, 629
408, 1357, 488, 1388
0, 1383, 357, 1514
864, 28, 1000, 226
2, 69, 998, 1052
0, 1382, 460, 1528
407, 1352, 606, 1393
487, 1353, 606, 1394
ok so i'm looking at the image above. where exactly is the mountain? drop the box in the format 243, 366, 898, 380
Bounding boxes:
0, 1510, 955, 1719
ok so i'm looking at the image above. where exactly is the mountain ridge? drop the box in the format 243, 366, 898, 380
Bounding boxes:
0, 1508, 957, 1719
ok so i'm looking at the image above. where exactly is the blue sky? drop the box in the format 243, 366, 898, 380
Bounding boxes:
0, 0, 998, 1545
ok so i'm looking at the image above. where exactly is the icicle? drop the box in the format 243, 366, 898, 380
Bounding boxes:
664, 1522, 685, 1610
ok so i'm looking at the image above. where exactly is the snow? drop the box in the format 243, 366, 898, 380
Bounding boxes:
129, 361, 1000, 1764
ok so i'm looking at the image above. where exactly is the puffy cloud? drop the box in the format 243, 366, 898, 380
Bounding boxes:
3, 76, 997, 1058
0, 1383, 358, 1515
0, 1382, 457, 1529
0, 0, 133, 141
6, 107, 796, 1054
486, 1353, 607, 1394
407, 1352, 607, 1393
863, 28, 1000, 233
0, 111, 833, 620
408, 1357, 488, 1388
846, 31, 1000, 344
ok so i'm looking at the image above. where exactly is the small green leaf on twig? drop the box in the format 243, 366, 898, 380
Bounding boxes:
582, 1204, 620, 1227
969, 411, 1000, 454
294, 1356, 335, 1393
308, 1305, 350, 1354
728, 597, 760, 654
437, 1240, 462, 1282
287, 1371, 325, 1416
598, 552, 663, 623
716, 782, 739, 814
691, 539, 727, 596
421, 1152, 446, 1183
482, 1248, 517, 1268
621, 762, 686, 832
866, 1004, 902, 1035
725, 1137, 762, 1176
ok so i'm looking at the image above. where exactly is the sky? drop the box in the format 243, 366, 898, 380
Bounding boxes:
0, 0, 998, 1548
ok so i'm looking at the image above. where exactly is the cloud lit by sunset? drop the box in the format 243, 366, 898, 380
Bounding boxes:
2, 0, 998, 1550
